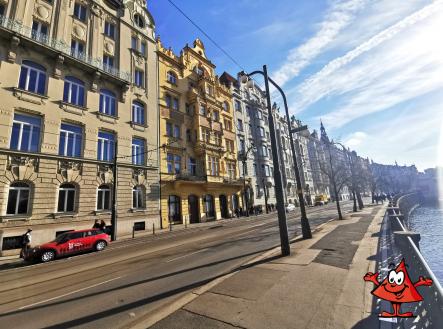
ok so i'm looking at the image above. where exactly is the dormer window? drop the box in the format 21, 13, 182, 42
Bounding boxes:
195, 66, 204, 76
134, 14, 145, 28
167, 71, 177, 84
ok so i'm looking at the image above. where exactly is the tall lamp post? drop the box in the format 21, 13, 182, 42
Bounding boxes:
240, 69, 312, 240
240, 143, 255, 217
262, 178, 269, 214
240, 65, 294, 255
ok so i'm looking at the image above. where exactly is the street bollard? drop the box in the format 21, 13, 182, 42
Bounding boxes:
152, 223, 155, 235
132, 225, 135, 239
185, 219, 187, 228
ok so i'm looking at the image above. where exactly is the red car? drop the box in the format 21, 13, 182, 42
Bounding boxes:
25, 229, 110, 263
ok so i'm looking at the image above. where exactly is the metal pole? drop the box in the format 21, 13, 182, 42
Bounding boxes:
267, 79, 311, 239
243, 158, 249, 217
263, 65, 290, 256
111, 141, 118, 241
263, 178, 269, 214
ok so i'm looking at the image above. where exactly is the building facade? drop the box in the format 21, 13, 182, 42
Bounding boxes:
0, 0, 159, 255
306, 130, 330, 200
158, 39, 243, 227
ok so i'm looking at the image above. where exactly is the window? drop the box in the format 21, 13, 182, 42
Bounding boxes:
59, 123, 82, 157
261, 145, 268, 157
201, 128, 210, 143
185, 103, 194, 115
195, 66, 204, 76
262, 164, 270, 177
223, 101, 229, 112
132, 101, 145, 125
63, 76, 85, 106
204, 195, 215, 218
104, 21, 115, 39
266, 131, 270, 140
188, 158, 196, 175
235, 100, 241, 111
18, 60, 46, 95
166, 154, 181, 174
257, 111, 263, 119
131, 36, 137, 50
134, 14, 144, 28
133, 186, 144, 209
74, 2, 87, 21
226, 139, 234, 153
168, 195, 181, 223
227, 163, 236, 179
224, 119, 232, 131
103, 55, 114, 70
212, 110, 219, 122
199, 105, 206, 116
99, 89, 117, 116
207, 156, 219, 176
253, 164, 257, 175
10, 113, 41, 152
71, 39, 85, 58
31, 20, 48, 42
57, 183, 76, 213
258, 126, 265, 137
165, 94, 172, 108
206, 85, 213, 96
0, 5, 4, 16
132, 138, 145, 165
6, 182, 30, 215
214, 132, 221, 146
243, 162, 248, 176
167, 71, 177, 84
239, 138, 245, 153
140, 41, 146, 56
186, 129, 192, 142
97, 185, 111, 211
134, 70, 144, 87
166, 122, 173, 137
97, 131, 115, 161
172, 98, 179, 111
237, 119, 244, 132
173, 125, 180, 138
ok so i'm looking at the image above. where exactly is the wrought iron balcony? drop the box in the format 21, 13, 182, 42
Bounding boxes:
0, 15, 131, 81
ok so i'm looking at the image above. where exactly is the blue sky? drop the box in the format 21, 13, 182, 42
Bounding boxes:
149, 0, 443, 171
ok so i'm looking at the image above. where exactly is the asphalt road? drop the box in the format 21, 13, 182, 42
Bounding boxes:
0, 201, 360, 329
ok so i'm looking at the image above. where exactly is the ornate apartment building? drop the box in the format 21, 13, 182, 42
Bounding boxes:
157, 39, 243, 227
0, 0, 159, 255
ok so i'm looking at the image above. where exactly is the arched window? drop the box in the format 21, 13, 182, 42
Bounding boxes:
7, 182, 30, 215
134, 14, 145, 28
167, 71, 177, 84
168, 195, 181, 223
204, 194, 215, 219
63, 76, 85, 106
132, 186, 145, 209
19, 60, 47, 95
97, 185, 111, 211
132, 101, 145, 125
58, 183, 76, 213
99, 89, 117, 116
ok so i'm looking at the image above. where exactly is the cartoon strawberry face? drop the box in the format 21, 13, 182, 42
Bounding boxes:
372, 259, 423, 303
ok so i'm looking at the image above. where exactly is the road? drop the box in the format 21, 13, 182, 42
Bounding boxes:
0, 201, 361, 329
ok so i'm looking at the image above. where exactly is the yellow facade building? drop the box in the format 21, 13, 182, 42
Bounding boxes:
157, 38, 243, 228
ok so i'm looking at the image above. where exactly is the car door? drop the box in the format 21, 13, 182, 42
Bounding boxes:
68, 232, 87, 254
82, 230, 95, 250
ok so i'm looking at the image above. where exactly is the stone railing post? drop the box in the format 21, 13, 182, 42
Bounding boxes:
393, 231, 421, 251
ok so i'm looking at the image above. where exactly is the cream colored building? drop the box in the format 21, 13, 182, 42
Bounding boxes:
158, 38, 243, 228
0, 0, 159, 255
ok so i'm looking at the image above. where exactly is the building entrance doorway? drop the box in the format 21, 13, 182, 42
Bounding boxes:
188, 195, 199, 224
219, 194, 229, 219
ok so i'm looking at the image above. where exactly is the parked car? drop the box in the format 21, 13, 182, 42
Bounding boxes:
314, 194, 329, 206
285, 203, 296, 212
24, 229, 110, 263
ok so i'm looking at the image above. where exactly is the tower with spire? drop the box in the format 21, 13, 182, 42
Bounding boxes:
320, 121, 330, 144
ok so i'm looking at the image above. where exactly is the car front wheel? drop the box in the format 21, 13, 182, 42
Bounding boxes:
41, 250, 55, 263
95, 241, 107, 251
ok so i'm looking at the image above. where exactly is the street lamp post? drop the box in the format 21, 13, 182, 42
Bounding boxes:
240, 65, 292, 255
262, 178, 269, 214
240, 69, 312, 240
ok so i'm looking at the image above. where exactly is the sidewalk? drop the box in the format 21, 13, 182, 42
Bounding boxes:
143, 204, 385, 329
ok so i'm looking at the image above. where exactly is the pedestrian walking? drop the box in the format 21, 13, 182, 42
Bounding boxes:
99, 220, 107, 232
20, 229, 32, 259
92, 219, 101, 229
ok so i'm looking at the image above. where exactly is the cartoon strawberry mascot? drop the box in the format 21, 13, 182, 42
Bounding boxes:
364, 259, 433, 317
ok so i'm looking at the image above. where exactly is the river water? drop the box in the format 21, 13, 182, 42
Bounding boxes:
408, 204, 443, 285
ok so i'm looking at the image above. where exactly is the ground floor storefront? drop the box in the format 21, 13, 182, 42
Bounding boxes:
0, 154, 160, 256
160, 180, 243, 228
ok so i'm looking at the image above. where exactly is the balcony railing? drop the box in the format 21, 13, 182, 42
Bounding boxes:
0, 15, 131, 81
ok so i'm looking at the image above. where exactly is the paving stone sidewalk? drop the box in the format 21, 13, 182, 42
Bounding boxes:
148, 205, 386, 329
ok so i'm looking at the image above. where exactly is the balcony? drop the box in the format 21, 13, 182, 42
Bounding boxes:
176, 171, 206, 182
0, 15, 131, 81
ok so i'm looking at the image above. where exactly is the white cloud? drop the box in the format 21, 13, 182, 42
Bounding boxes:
293, 0, 443, 115
271, 0, 367, 86
344, 131, 367, 147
